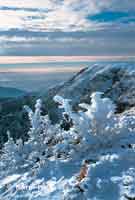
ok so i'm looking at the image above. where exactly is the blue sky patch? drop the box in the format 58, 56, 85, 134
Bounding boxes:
88, 11, 131, 22
122, 17, 135, 24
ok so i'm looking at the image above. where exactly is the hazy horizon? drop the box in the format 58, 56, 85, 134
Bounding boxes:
0, 60, 135, 92
0, 61, 85, 92
0, 55, 135, 64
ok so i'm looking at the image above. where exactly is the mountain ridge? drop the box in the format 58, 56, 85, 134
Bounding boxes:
53, 63, 135, 112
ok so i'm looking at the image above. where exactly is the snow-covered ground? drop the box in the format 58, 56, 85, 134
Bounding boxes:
0, 64, 135, 200
1, 149, 135, 200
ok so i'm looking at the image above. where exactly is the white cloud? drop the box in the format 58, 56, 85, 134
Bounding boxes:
0, 0, 54, 9
0, 0, 94, 31
0, 0, 134, 55
0, 0, 134, 32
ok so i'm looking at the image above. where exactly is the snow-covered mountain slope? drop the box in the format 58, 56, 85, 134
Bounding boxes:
54, 62, 135, 112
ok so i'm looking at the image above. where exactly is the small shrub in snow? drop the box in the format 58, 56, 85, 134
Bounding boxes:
0, 131, 26, 177
24, 99, 61, 160
79, 92, 116, 136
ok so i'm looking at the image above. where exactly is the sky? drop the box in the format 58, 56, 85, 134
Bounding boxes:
0, 0, 135, 56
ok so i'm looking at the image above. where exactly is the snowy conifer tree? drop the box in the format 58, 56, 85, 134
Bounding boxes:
0, 131, 26, 177
79, 92, 118, 144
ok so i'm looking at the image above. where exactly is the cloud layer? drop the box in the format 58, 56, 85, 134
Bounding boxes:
0, 0, 135, 56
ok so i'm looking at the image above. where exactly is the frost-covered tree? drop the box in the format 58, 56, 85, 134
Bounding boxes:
24, 99, 65, 163
24, 99, 43, 139
54, 92, 118, 148
24, 99, 51, 161
53, 95, 84, 156
79, 92, 116, 133
78, 92, 119, 144
0, 131, 26, 177
53, 95, 91, 145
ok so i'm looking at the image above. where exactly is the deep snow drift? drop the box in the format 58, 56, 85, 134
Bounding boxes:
0, 64, 135, 200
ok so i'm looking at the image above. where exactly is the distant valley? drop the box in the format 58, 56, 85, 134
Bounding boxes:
0, 87, 26, 99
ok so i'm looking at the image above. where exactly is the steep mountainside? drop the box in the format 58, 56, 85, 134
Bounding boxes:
53, 62, 135, 112
0, 62, 135, 147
